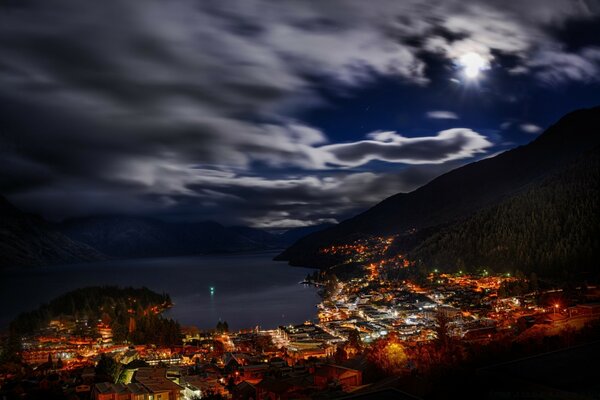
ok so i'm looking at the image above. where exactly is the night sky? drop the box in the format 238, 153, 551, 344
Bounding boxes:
1, 0, 599, 229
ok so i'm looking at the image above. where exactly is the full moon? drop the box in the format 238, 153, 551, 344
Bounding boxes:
459, 52, 488, 79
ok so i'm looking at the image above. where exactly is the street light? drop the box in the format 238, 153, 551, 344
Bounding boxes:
554, 303, 559, 314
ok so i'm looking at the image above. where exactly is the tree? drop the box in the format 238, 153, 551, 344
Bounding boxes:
226, 376, 235, 390
95, 354, 121, 383
201, 392, 225, 400
530, 272, 539, 293
0, 333, 22, 364
334, 346, 347, 363
324, 274, 339, 298
347, 329, 362, 350
434, 312, 451, 350
368, 333, 408, 375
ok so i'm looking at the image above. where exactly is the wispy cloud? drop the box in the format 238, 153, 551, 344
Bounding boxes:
0, 0, 598, 226
527, 46, 600, 85
320, 129, 492, 167
519, 123, 543, 134
426, 110, 459, 119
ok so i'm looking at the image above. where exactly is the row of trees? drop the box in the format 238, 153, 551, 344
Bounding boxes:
498, 271, 539, 297
129, 315, 181, 346
215, 321, 229, 333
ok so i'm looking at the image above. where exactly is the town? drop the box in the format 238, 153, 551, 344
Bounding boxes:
1, 236, 600, 399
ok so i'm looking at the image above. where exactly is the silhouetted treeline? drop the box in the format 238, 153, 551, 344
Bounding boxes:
129, 314, 181, 346
215, 320, 229, 333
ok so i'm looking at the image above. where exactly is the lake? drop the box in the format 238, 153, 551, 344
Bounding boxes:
0, 252, 320, 331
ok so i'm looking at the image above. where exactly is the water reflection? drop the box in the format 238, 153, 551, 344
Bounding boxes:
0, 252, 319, 330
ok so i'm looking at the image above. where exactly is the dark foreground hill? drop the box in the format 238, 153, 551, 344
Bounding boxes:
277, 106, 600, 277
0, 196, 105, 269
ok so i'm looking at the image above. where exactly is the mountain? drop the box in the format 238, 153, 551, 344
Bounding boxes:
230, 224, 334, 247
279, 223, 336, 244
58, 217, 267, 258
0, 196, 105, 269
0, 196, 333, 266
408, 147, 599, 278
59, 218, 334, 259
230, 226, 285, 248
277, 106, 600, 274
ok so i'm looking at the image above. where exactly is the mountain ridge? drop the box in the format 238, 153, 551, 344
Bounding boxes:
276, 106, 600, 271
0, 199, 332, 267
58, 216, 267, 258
0, 196, 106, 269
56, 215, 333, 260
407, 146, 599, 278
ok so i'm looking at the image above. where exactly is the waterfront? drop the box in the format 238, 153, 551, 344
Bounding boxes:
0, 251, 320, 330
3, 245, 599, 400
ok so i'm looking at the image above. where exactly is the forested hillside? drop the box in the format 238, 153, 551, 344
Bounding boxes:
408, 148, 599, 279
10, 286, 180, 345
278, 106, 600, 276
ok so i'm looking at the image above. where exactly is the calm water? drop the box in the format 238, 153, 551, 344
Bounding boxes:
0, 252, 319, 330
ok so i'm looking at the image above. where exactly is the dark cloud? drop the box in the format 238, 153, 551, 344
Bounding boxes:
175, 163, 464, 228
548, 15, 600, 52
0, 0, 598, 227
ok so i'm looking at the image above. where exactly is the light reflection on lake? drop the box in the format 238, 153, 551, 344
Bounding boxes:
0, 252, 319, 330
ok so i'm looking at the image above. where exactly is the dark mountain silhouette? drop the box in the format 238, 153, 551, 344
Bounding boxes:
277, 106, 600, 274
279, 223, 335, 245
58, 217, 267, 258
0, 196, 105, 269
0, 194, 333, 267
230, 226, 285, 248
57, 217, 332, 259
407, 146, 598, 278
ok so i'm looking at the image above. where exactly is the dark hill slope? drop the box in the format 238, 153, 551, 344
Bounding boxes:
0, 196, 105, 268
277, 106, 600, 268
408, 147, 599, 278
279, 223, 335, 245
